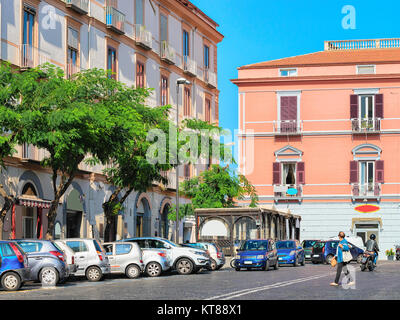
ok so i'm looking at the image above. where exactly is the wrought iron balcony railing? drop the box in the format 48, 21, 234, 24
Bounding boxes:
19, 44, 51, 70
65, 0, 89, 15
135, 25, 152, 50
204, 69, 217, 88
351, 118, 381, 133
352, 183, 381, 199
183, 55, 197, 77
160, 41, 175, 64
273, 184, 303, 200
105, 6, 125, 35
273, 120, 302, 135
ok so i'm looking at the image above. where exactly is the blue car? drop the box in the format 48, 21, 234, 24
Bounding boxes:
0, 241, 30, 291
276, 240, 305, 266
311, 240, 364, 264
235, 239, 279, 271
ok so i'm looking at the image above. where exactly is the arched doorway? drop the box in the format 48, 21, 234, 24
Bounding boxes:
136, 194, 151, 237
233, 216, 258, 241
160, 203, 170, 239
20, 183, 38, 239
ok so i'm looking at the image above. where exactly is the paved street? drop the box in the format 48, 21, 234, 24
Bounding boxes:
1, 261, 400, 300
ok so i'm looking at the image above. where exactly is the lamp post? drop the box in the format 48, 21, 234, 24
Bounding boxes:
175, 77, 191, 244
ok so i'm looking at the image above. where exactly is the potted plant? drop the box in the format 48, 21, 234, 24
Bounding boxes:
386, 248, 395, 261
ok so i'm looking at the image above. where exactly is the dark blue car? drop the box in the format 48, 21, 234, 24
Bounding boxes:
276, 240, 305, 266
311, 240, 364, 264
0, 241, 30, 291
235, 239, 278, 271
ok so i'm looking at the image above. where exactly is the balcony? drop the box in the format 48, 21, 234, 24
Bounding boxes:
351, 119, 381, 134
352, 183, 381, 200
160, 41, 175, 65
65, 0, 89, 15
159, 170, 177, 190
19, 44, 51, 70
273, 120, 302, 135
105, 6, 125, 35
135, 25, 152, 50
325, 38, 400, 51
273, 184, 303, 202
183, 55, 197, 77
204, 69, 217, 88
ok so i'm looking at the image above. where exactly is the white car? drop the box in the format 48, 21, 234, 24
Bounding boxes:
54, 240, 78, 275
58, 238, 110, 282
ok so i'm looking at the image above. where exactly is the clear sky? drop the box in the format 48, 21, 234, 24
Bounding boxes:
190, 0, 400, 167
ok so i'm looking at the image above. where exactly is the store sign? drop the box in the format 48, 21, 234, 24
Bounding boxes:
355, 204, 380, 213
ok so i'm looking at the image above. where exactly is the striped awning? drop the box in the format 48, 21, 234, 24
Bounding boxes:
17, 198, 52, 209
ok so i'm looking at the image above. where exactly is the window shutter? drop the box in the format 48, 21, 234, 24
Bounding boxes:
375, 94, 383, 119
350, 95, 358, 119
375, 160, 384, 183
296, 162, 305, 185
350, 161, 358, 184
68, 27, 79, 50
273, 162, 281, 185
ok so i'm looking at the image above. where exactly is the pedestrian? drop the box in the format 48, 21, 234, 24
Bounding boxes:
330, 231, 355, 287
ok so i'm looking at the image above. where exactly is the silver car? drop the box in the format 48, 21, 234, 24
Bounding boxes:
142, 248, 171, 277
103, 242, 144, 279
182, 242, 225, 271
53, 240, 78, 275
59, 238, 110, 282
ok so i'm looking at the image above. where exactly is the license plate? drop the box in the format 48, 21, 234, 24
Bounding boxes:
305, 255, 311, 258
278, 258, 283, 260
313, 255, 319, 258
244, 261, 252, 265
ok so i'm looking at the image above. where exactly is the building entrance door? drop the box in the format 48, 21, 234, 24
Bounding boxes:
354, 223, 379, 247
67, 210, 82, 238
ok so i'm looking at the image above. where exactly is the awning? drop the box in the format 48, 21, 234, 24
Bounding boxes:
17, 197, 52, 209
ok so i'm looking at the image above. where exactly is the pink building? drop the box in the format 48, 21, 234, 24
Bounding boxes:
232, 39, 400, 259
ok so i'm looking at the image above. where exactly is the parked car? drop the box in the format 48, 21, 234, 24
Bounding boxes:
142, 248, 171, 277
59, 238, 110, 281
13, 239, 68, 286
122, 237, 210, 275
301, 240, 319, 260
311, 240, 364, 264
235, 239, 279, 271
103, 242, 144, 278
53, 240, 78, 276
181, 242, 225, 271
276, 240, 305, 266
0, 241, 30, 291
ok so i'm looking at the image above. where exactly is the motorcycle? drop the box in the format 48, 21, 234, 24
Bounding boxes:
360, 251, 376, 271
396, 245, 400, 261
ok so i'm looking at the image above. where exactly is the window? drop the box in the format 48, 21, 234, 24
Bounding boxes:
357, 65, 375, 75
359, 161, 375, 190
280, 68, 297, 77
115, 244, 132, 255
136, 61, 145, 88
67, 27, 79, 77
161, 75, 168, 106
359, 95, 374, 120
66, 241, 88, 253
107, 47, 117, 79
204, 45, 209, 69
147, 240, 168, 249
0, 243, 16, 257
278, 95, 299, 133
183, 30, 189, 57
205, 98, 211, 123
183, 87, 191, 117
282, 163, 296, 185
16, 241, 42, 253
160, 14, 167, 42
22, 5, 36, 67
93, 240, 104, 253
135, 0, 144, 25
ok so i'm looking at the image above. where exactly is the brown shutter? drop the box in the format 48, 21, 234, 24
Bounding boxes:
375, 160, 384, 183
375, 94, 383, 119
296, 162, 305, 185
273, 162, 281, 185
350, 95, 358, 119
350, 161, 358, 183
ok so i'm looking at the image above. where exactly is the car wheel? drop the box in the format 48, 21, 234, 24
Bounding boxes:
39, 267, 59, 286
176, 258, 193, 275
125, 264, 141, 279
1, 272, 21, 291
325, 255, 334, 265
209, 259, 217, 271
357, 254, 363, 264
301, 256, 305, 266
230, 259, 237, 268
274, 259, 279, 270
86, 266, 103, 282
293, 257, 298, 267
264, 260, 270, 271
146, 262, 162, 277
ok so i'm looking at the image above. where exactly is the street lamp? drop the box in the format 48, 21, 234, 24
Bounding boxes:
175, 77, 191, 244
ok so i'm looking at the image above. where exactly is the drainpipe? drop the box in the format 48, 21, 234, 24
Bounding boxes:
87, 3, 91, 69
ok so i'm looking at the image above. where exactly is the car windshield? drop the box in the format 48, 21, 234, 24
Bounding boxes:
276, 241, 296, 249
240, 240, 269, 251
303, 240, 317, 248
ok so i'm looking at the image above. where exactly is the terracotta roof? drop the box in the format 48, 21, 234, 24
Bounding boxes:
239, 48, 400, 69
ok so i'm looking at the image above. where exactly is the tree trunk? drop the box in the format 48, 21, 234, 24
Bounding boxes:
0, 184, 16, 241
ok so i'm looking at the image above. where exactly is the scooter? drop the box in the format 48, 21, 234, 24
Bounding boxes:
360, 251, 376, 271
395, 245, 400, 261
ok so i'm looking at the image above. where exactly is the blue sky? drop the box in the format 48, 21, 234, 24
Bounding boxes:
190, 0, 400, 166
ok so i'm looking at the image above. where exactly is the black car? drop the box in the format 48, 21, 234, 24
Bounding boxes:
301, 240, 319, 261
311, 241, 326, 264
